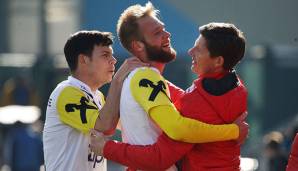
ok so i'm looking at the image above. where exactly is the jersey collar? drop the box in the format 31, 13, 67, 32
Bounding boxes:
67, 76, 102, 107
68, 76, 93, 93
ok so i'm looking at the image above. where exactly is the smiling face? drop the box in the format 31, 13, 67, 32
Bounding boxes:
84, 45, 117, 87
188, 35, 223, 75
137, 15, 176, 63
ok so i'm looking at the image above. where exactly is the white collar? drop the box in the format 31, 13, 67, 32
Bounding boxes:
67, 76, 102, 107
67, 76, 98, 96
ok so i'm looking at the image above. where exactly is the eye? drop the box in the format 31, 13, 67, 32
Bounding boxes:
102, 53, 110, 58
154, 31, 161, 36
154, 28, 164, 36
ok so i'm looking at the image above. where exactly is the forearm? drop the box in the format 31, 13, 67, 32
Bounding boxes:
94, 80, 122, 132
150, 105, 239, 143
103, 134, 192, 170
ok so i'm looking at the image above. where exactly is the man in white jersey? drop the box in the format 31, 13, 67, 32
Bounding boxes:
43, 31, 147, 171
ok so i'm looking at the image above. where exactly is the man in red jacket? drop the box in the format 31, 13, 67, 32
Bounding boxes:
90, 22, 248, 171
287, 133, 298, 171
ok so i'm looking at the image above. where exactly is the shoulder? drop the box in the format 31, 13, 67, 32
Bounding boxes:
128, 67, 165, 82
55, 85, 86, 108
97, 90, 105, 104
127, 67, 172, 112
130, 67, 168, 96
59, 86, 84, 98
49, 80, 78, 101
130, 67, 166, 89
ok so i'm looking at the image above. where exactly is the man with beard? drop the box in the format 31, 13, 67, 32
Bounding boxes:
90, 2, 248, 171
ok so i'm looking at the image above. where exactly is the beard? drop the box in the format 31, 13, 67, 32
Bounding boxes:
143, 41, 177, 63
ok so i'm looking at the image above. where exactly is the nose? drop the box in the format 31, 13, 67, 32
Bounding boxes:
164, 30, 171, 38
188, 48, 193, 57
110, 56, 117, 65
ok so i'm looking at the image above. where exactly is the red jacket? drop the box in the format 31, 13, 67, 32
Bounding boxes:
287, 133, 298, 171
104, 72, 247, 171
175, 72, 247, 171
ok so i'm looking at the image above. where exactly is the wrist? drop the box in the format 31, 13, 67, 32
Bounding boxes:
110, 77, 123, 86
234, 123, 240, 139
103, 140, 114, 158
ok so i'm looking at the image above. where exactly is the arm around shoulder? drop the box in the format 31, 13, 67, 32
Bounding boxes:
149, 105, 239, 143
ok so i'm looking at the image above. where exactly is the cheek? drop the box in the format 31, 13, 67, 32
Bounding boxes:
194, 56, 201, 65
153, 38, 162, 46
94, 62, 105, 73
192, 58, 199, 69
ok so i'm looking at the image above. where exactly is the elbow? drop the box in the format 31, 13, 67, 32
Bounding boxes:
163, 125, 184, 141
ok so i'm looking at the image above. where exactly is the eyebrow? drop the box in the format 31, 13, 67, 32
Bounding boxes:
102, 50, 113, 55
152, 24, 164, 32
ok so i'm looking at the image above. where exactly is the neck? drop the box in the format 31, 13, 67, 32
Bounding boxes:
200, 68, 228, 78
72, 72, 102, 93
149, 61, 165, 73
134, 52, 166, 73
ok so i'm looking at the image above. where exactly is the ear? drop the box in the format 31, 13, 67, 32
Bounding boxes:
131, 40, 145, 52
78, 54, 89, 65
214, 56, 224, 68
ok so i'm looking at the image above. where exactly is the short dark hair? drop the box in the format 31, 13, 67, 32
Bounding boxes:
199, 23, 246, 70
64, 30, 113, 72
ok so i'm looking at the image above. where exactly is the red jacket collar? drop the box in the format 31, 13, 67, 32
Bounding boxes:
194, 71, 230, 86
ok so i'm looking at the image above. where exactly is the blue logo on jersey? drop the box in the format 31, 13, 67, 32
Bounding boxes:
88, 152, 104, 168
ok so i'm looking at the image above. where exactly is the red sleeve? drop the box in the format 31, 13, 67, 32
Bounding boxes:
103, 133, 193, 170
166, 80, 184, 103
287, 133, 298, 171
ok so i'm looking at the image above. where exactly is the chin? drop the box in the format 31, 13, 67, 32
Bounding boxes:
102, 77, 112, 85
107, 78, 113, 83
191, 68, 199, 75
170, 48, 177, 56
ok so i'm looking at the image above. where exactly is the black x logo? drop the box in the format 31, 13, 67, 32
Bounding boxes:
65, 96, 97, 124
139, 79, 169, 101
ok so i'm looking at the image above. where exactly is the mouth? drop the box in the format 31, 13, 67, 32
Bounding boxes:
163, 43, 170, 47
162, 40, 171, 48
162, 43, 171, 51
191, 58, 196, 65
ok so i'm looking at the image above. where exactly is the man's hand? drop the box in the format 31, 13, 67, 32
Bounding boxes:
234, 112, 249, 145
90, 129, 108, 156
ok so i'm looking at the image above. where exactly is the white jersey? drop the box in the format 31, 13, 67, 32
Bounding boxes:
120, 67, 177, 171
43, 76, 106, 171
